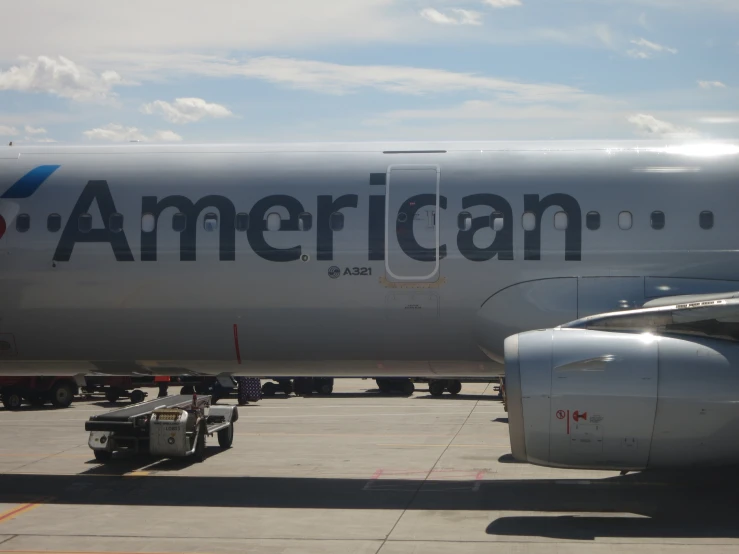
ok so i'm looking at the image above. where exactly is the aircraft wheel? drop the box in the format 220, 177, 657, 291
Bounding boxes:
50, 382, 74, 408
130, 390, 145, 404
447, 380, 462, 395
429, 381, 445, 397
194, 423, 206, 463
1, 390, 22, 410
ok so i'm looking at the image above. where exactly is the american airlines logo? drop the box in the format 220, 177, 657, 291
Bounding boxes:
1, 166, 584, 263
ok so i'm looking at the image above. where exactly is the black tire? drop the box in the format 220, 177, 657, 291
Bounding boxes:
180, 385, 194, 395
261, 382, 277, 397
218, 422, 234, 448
279, 380, 294, 395
194, 423, 206, 462
50, 382, 74, 408
1, 391, 22, 410
447, 380, 462, 395
315, 378, 334, 395
94, 450, 112, 462
429, 381, 445, 397
130, 390, 145, 404
105, 389, 120, 403
376, 379, 391, 394
402, 380, 415, 396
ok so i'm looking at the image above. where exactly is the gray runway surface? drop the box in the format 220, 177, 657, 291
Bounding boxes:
0, 379, 736, 554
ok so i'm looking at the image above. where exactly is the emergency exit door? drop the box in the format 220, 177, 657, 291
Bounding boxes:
385, 165, 440, 281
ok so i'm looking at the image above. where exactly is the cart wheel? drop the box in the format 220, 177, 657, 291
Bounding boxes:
194, 423, 206, 462
447, 380, 462, 395
1, 391, 22, 410
130, 390, 145, 404
180, 385, 194, 395
218, 422, 234, 449
105, 389, 121, 403
50, 382, 74, 408
261, 382, 277, 397
429, 381, 445, 397
94, 450, 112, 462
402, 380, 415, 396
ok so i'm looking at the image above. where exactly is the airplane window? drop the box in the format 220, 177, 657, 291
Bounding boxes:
141, 213, 155, 233
79, 213, 93, 233
109, 213, 123, 233
586, 211, 600, 230
204, 213, 218, 232
235, 212, 249, 232
618, 211, 632, 230
650, 211, 665, 230
172, 212, 187, 233
298, 212, 312, 232
700, 211, 714, 230
490, 212, 504, 231
554, 211, 568, 230
522, 212, 536, 231
47, 213, 62, 233
16, 214, 30, 233
330, 212, 344, 231
457, 211, 472, 231
266, 212, 281, 231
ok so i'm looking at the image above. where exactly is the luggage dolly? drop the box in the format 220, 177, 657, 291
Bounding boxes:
85, 394, 238, 463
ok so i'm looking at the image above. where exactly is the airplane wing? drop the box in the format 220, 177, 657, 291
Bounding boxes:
560, 293, 739, 342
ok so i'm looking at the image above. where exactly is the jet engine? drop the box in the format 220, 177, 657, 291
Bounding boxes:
505, 328, 739, 470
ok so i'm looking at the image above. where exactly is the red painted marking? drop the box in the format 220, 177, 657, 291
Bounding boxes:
556, 410, 566, 420
0, 215, 5, 240
475, 470, 485, 480
566, 410, 570, 435
573, 410, 588, 422
0, 502, 36, 523
370, 469, 384, 480
233, 324, 242, 364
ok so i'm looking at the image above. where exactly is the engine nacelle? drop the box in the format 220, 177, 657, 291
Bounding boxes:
505, 329, 739, 470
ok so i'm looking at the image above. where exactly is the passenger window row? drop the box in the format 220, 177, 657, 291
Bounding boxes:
14, 210, 716, 234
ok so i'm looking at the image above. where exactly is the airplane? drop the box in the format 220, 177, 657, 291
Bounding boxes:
1, 140, 738, 471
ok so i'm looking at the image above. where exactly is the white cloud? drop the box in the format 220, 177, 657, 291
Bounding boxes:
0, 56, 125, 102
115, 55, 592, 104
482, 0, 522, 7
0, 125, 17, 135
83, 124, 182, 142
698, 80, 726, 89
141, 98, 234, 124
627, 37, 678, 58
420, 8, 482, 25
24, 125, 47, 135
698, 116, 739, 124
627, 113, 699, 138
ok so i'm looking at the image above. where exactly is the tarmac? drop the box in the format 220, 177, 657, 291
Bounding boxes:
0, 378, 737, 554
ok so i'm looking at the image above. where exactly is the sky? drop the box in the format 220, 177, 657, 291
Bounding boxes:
0, 0, 736, 143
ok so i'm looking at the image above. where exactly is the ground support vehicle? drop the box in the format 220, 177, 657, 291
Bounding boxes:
85, 394, 238, 463
0, 377, 79, 409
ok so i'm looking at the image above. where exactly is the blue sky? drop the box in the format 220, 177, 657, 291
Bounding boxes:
0, 0, 736, 143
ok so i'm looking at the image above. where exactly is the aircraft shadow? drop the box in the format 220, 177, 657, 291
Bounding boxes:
0, 468, 737, 539
413, 394, 502, 401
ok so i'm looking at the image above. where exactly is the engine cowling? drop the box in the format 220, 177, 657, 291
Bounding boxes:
505, 328, 739, 470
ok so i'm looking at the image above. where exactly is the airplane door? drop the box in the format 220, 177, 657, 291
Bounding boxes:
385, 165, 440, 281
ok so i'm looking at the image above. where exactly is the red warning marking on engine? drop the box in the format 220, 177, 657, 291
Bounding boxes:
573, 410, 588, 422
0, 215, 6, 240
556, 410, 566, 420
